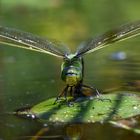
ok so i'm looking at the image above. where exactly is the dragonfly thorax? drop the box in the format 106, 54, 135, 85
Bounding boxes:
61, 56, 83, 86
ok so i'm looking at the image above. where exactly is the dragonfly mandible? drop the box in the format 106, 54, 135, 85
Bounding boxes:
0, 21, 140, 102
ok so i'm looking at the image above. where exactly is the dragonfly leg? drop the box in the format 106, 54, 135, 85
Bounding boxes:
54, 85, 69, 104
64, 86, 72, 101
73, 83, 83, 98
81, 84, 111, 102
66, 86, 77, 106
69, 86, 73, 97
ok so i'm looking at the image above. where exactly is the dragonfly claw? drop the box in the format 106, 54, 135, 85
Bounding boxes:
95, 96, 112, 102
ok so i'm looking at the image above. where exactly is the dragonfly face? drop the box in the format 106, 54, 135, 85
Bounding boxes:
61, 56, 83, 86
0, 21, 140, 99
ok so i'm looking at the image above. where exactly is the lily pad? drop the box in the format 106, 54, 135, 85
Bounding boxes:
16, 92, 140, 124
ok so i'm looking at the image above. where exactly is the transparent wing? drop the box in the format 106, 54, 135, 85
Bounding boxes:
0, 26, 70, 58
76, 21, 140, 56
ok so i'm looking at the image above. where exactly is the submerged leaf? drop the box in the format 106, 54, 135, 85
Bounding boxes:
16, 92, 140, 125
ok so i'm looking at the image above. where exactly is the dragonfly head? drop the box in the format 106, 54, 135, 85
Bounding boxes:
61, 55, 83, 86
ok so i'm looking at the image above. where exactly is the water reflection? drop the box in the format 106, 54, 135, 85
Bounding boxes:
13, 123, 140, 140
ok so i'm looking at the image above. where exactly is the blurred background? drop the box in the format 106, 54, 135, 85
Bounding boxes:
0, 0, 140, 139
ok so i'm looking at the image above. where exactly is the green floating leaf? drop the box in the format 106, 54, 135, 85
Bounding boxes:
16, 92, 140, 124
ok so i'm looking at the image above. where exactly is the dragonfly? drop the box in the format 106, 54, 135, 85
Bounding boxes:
0, 21, 140, 102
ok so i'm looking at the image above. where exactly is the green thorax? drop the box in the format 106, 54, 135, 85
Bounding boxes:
61, 54, 83, 86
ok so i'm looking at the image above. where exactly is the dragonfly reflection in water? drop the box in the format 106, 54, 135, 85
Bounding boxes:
0, 21, 140, 103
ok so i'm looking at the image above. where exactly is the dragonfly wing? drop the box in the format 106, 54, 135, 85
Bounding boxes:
76, 21, 140, 56
0, 26, 70, 58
